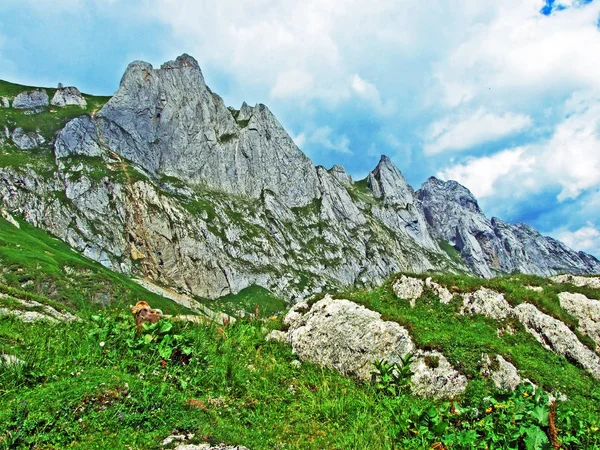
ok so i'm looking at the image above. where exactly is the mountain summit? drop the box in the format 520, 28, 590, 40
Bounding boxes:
0, 54, 598, 300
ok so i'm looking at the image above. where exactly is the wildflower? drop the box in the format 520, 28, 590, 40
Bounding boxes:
486, 407, 493, 413
523, 392, 530, 398
99, 342, 105, 347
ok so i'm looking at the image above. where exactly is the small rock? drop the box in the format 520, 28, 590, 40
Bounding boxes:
524, 285, 543, 292
51, 86, 87, 107
392, 275, 424, 307
1, 97, 9, 108
265, 330, 287, 343
12, 89, 49, 109
1, 354, 24, 366
291, 360, 301, 368
425, 277, 454, 304
481, 354, 521, 391
461, 288, 513, 319
11, 127, 45, 150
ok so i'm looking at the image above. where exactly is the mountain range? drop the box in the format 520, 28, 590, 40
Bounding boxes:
1, 54, 598, 301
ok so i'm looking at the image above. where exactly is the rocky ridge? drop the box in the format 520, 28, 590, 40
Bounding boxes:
0, 54, 598, 302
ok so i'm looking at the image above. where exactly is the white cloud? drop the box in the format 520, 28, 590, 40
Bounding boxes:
425, 109, 532, 154
308, 126, 352, 154
437, 92, 600, 201
558, 224, 600, 254
437, 147, 535, 198
433, 0, 600, 108
350, 74, 396, 116
270, 70, 314, 99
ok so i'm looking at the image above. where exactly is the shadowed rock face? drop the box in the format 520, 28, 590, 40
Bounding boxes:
416, 177, 600, 278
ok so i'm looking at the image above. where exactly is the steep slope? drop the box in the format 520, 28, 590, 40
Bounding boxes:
0, 55, 598, 304
416, 177, 600, 278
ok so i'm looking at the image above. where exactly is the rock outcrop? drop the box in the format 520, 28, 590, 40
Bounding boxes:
270, 295, 467, 399
514, 303, 600, 379
552, 275, 600, 289
558, 292, 600, 349
51, 86, 87, 107
11, 127, 45, 150
461, 287, 513, 320
12, 89, 49, 109
417, 177, 600, 278
481, 354, 521, 391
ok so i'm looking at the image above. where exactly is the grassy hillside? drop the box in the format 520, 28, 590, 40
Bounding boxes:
2, 259, 600, 448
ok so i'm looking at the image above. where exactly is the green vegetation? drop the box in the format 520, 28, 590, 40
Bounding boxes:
0, 79, 111, 143
204, 285, 287, 319
2, 273, 600, 448
346, 176, 380, 205
0, 216, 190, 314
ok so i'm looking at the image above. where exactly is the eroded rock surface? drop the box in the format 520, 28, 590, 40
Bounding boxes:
417, 177, 600, 278
12, 89, 49, 109
272, 295, 467, 399
558, 292, 600, 349
392, 275, 424, 307
51, 86, 87, 107
481, 354, 521, 391
552, 275, 600, 290
514, 303, 600, 379
461, 287, 513, 320
11, 127, 45, 150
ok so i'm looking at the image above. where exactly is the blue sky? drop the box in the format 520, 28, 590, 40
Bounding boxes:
1, 0, 600, 257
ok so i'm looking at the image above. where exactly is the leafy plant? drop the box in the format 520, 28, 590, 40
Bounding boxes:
371, 353, 414, 396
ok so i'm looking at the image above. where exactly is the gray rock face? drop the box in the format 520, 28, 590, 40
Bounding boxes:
70, 54, 321, 208
514, 303, 600, 379
558, 292, 600, 350
51, 86, 87, 107
54, 116, 104, 159
274, 295, 467, 398
417, 177, 600, 278
3, 54, 597, 306
12, 89, 49, 109
367, 155, 415, 206
11, 127, 45, 150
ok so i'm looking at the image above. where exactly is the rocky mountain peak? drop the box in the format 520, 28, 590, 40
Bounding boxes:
418, 176, 481, 214
57, 54, 321, 208
367, 155, 415, 205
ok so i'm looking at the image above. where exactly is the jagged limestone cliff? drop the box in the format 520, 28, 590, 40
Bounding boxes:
0, 55, 598, 302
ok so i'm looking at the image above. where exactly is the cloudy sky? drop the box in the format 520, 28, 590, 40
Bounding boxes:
1, 0, 599, 256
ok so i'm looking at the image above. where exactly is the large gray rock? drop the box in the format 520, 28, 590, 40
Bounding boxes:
558, 292, 600, 350
417, 177, 600, 278
514, 303, 600, 379
461, 287, 513, 320
273, 295, 467, 398
11, 127, 45, 150
12, 89, 49, 109
54, 115, 104, 159
51, 86, 87, 107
